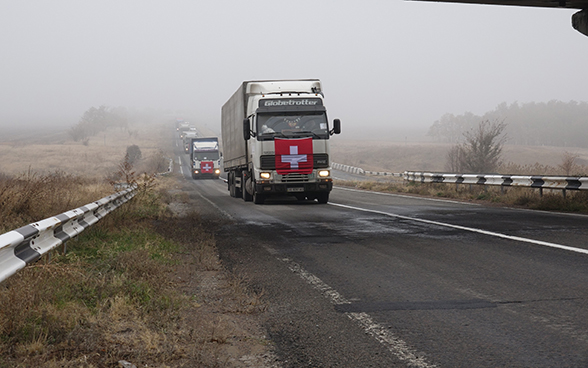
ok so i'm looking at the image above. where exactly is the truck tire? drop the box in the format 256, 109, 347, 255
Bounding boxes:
229, 172, 236, 197
234, 173, 242, 198
316, 193, 329, 204
243, 185, 253, 202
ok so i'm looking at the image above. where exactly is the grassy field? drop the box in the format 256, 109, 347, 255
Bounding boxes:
331, 138, 588, 214
330, 139, 588, 175
0, 123, 171, 178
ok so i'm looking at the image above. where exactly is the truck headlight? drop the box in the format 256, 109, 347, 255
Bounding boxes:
215, 169, 221, 174
318, 170, 330, 178
260, 172, 271, 179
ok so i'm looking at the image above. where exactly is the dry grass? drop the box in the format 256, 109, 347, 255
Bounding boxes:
0, 122, 173, 179
0, 171, 112, 233
332, 138, 588, 213
0, 176, 269, 367
331, 139, 588, 175
0, 120, 273, 367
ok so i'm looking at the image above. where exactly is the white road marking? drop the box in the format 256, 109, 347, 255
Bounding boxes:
329, 202, 588, 256
336, 186, 588, 219
282, 258, 351, 305
349, 312, 436, 368
275, 256, 437, 368
177, 156, 183, 175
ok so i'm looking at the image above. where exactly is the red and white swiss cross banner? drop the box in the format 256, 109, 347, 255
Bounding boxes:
275, 138, 313, 175
200, 161, 214, 173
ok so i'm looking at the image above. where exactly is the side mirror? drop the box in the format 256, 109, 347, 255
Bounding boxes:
243, 118, 251, 140
331, 119, 341, 135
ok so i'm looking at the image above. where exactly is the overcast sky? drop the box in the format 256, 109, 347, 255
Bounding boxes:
1, 1, 587, 139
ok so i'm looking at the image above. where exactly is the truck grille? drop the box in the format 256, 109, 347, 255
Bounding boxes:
260, 154, 329, 170
282, 173, 310, 182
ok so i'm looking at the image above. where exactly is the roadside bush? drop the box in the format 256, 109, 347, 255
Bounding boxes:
126, 145, 142, 165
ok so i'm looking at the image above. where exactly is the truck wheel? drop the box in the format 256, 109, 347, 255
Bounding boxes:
229, 173, 235, 197
253, 191, 265, 204
243, 186, 253, 202
234, 176, 242, 198
316, 193, 329, 204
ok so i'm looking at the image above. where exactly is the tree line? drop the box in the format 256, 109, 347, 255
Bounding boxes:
428, 100, 588, 148
69, 105, 129, 144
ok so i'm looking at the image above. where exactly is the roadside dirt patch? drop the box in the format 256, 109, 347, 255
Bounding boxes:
161, 177, 280, 367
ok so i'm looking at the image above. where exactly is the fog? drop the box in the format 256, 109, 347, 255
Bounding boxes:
2, 1, 588, 140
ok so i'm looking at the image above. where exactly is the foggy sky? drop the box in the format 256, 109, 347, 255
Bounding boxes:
2, 1, 587, 140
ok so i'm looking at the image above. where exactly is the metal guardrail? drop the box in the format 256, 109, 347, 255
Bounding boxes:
0, 185, 137, 284
331, 162, 365, 175
331, 162, 588, 194
404, 172, 588, 192
332, 162, 403, 177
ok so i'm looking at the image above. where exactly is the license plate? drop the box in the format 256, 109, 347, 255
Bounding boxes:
287, 187, 304, 192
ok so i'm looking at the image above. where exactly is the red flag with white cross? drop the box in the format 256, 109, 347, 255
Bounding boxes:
275, 138, 313, 175
200, 161, 214, 173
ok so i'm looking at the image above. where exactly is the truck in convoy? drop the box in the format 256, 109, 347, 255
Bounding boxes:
183, 131, 199, 153
190, 137, 221, 179
221, 79, 341, 204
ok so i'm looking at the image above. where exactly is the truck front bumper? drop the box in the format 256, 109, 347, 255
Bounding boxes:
254, 179, 332, 195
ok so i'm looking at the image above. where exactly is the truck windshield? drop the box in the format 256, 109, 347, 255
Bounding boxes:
257, 112, 329, 140
193, 151, 219, 160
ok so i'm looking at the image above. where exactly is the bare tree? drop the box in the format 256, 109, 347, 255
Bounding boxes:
446, 120, 507, 173
558, 151, 579, 176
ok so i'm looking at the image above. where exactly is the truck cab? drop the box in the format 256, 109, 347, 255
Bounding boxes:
190, 137, 221, 179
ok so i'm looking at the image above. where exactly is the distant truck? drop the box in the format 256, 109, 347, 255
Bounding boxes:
183, 131, 199, 153
179, 125, 196, 139
190, 137, 221, 179
221, 79, 341, 204
177, 121, 190, 133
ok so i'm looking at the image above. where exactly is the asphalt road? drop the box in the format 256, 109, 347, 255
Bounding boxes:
174, 135, 588, 367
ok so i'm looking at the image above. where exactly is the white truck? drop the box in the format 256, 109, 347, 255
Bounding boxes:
221, 79, 341, 204
183, 131, 199, 153
190, 137, 221, 179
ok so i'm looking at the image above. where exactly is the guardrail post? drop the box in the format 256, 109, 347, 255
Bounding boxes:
539, 187, 543, 197
563, 189, 567, 199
